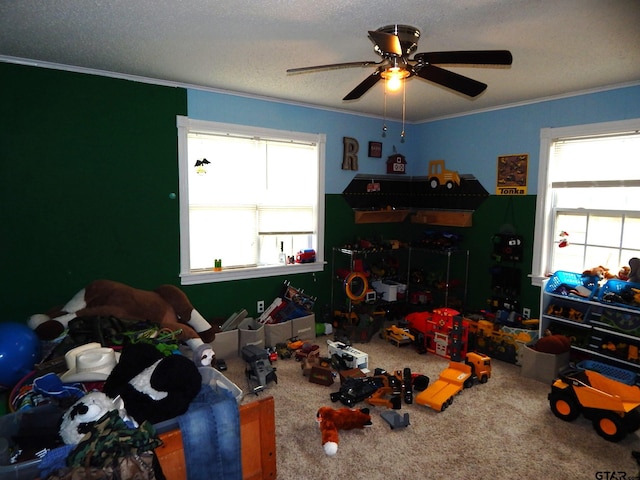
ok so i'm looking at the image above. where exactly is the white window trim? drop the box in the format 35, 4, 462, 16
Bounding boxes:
176, 116, 326, 285
531, 118, 640, 287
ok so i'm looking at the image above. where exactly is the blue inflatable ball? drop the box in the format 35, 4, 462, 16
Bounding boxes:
0, 322, 42, 390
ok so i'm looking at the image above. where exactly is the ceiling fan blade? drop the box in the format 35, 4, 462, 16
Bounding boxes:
415, 50, 513, 66
287, 61, 379, 74
343, 70, 383, 100
416, 64, 487, 97
368, 30, 403, 56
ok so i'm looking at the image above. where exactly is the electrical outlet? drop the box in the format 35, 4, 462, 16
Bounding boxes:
257, 300, 265, 313
523, 307, 531, 319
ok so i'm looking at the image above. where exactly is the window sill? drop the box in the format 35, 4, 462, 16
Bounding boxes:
529, 274, 548, 288
180, 262, 325, 285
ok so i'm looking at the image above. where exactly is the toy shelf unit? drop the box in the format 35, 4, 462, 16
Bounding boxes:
540, 271, 640, 379
331, 246, 410, 311
407, 247, 469, 312
330, 246, 409, 341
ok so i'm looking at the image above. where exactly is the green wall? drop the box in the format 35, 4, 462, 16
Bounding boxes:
1, 62, 540, 329
326, 193, 540, 318
1, 62, 192, 318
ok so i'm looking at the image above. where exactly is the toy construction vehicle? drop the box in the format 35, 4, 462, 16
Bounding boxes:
382, 325, 415, 347
330, 368, 414, 408
548, 365, 640, 442
327, 340, 369, 373
241, 344, 277, 394
330, 376, 384, 407
415, 352, 491, 412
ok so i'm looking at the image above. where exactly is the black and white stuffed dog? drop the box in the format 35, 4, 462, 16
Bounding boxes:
103, 343, 202, 425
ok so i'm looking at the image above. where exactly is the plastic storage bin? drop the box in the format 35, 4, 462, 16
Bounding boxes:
544, 271, 599, 300
598, 279, 640, 310
576, 359, 637, 386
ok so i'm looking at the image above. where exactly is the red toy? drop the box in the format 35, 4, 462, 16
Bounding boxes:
316, 406, 372, 456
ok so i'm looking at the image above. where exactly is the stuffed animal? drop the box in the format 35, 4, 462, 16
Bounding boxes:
629, 258, 640, 283
582, 266, 615, 281
617, 265, 631, 281
533, 331, 571, 355
28, 279, 217, 353
59, 391, 129, 445
102, 342, 202, 425
316, 406, 372, 456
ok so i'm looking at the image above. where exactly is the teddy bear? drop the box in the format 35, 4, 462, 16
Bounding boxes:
316, 406, 372, 456
28, 279, 217, 353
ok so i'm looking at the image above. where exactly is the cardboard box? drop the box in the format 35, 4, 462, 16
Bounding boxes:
520, 344, 570, 383
264, 320, 292, 348
211, 328, 239, 359
291, 314, 316, 341
239, 317, 266, 350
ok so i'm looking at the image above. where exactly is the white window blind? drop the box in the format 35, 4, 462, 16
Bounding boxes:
532, 119, 640, 285
177, 116, 325, 284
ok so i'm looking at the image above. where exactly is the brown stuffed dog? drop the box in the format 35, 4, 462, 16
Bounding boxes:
28, 279, 216, 353
316, 406, 372, 456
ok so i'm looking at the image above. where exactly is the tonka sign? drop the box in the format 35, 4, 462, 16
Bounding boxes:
496, 154, 528, 195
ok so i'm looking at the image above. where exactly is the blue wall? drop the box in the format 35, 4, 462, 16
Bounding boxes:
413, 85, 640, 194
189, 84, 640, 196
188, 89, 420, 194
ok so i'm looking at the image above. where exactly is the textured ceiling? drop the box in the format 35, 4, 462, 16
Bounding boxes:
1, 0, 639, 122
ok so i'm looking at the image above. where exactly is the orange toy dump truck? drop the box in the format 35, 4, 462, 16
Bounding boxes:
548, 366, 640, 442
415, 352, 491, 411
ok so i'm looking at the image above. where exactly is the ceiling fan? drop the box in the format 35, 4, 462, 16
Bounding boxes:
287, 25, 513, 100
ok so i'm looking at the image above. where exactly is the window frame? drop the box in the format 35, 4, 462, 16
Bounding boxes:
176, 116, 326, 285
531, 118, 640, 287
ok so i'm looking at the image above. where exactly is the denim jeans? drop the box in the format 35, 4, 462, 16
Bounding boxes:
178, 383, 242, 480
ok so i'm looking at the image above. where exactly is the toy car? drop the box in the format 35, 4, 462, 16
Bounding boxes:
275, 342, 292, 359
294, 342, 320, 361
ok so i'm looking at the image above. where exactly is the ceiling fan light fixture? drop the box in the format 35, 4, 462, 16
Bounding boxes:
381, 66, 410, 91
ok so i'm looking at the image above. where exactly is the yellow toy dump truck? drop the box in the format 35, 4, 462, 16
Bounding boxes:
415, 352, 491, 412
427, 159, 461, 189
548, 366, 640, 442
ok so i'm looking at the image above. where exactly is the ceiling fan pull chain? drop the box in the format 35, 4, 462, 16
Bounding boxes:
400, 79, 406, 143
382, 79, 388, 137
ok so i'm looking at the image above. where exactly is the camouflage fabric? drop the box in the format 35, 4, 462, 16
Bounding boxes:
66, 410, 162, 470
46, 452, 158, 479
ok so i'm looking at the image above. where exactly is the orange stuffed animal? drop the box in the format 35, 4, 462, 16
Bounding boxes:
316, 406, 372, 456
28, 279, 217, 353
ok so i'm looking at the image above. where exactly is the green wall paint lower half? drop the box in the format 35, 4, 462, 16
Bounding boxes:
325, 194, 541, 319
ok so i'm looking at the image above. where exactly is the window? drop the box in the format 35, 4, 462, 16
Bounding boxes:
176, 116, 326, 284
531, 118, 640, 286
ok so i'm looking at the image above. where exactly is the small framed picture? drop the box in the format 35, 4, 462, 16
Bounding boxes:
368, 141, 382, 158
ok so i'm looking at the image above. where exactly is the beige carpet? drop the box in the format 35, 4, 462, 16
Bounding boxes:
219, 326, 639, 480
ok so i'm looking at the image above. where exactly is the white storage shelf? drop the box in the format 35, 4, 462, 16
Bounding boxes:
540, 276, 640, 375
